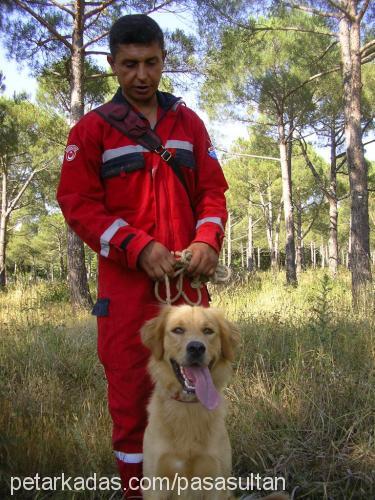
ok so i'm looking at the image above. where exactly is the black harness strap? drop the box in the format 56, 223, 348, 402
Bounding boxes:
95, 102, 192, 206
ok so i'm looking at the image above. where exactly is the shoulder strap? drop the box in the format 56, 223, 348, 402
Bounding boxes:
95, 102, 192, 206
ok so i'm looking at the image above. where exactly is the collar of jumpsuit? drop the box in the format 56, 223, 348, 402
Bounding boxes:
111, 86, 182, 123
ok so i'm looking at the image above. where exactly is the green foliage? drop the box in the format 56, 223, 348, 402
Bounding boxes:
36, 59, 115, 116
308, 272, 336, 345
201, 9, 335, 126
0, 96, 63, 220
164, 28, 197, 73
2, 1, 186, 71
222, 129, 330, 256
8, 214, 67, 279
37, 280, 70, 304
0, 71, 5, 94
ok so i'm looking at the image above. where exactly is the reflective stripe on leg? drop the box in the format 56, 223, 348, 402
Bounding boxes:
115, 451, 143, 463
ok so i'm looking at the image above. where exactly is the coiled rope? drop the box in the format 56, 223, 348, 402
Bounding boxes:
154, 249, 231, 306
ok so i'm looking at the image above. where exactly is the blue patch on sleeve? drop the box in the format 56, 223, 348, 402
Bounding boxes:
208, 146, 218, 160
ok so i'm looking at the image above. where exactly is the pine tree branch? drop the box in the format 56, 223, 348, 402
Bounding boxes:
327, 0, 354, 20
255, 25, 335, 36
84, 11, 103, 32
202, 2, 335, 36
360, 38, 375, 55
361, 118, 373, 135
83, 31, 109, 49
283, 65, 341, 101
298, 135, 331, 199
48, 0, 74, 16
144, 0, 177, 15
85, 71, 114, 79
13, 0, 73, 50
6, 170, 38, 217
84, 0, 117, 20
336, 156, 347, 173
302, 211, 320, 239
361, 53, 375, 64
360, 39, 375, 65
314, 40, 339, 63
284, 2, 338, 19
338, 192, 350, 201
84, 50, 109, 56
357, 0, 371, 21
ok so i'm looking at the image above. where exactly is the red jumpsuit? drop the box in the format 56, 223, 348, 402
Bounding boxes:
57, 89, 228, 498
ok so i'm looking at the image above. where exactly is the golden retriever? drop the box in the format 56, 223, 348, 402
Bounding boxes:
140, 305, 288, 500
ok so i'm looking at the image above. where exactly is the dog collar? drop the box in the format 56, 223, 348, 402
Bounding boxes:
172, 391, 199, 403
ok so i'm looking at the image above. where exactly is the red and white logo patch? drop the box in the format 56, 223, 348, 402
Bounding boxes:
65, 144, 79, 162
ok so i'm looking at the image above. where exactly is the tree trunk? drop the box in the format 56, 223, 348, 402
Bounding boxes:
259, 187, 276, 269
313, 242, 317, 268
227, 211, 232, 267
66, 0, 92, 308
295, 203, 303, 274
278, 119, 297, 285
339, 6, 372, 306
328, 197, 339, 276
328, 125, 339, 277
247, 210, 254, 272
274, 198, 283, 269
0, 171, 7, 288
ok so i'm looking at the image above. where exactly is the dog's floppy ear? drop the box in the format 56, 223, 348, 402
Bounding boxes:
140, 306, 171, 360
213, 309, 241, 362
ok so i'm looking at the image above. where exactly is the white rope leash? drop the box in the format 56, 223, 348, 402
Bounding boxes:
154, 249, 231, 306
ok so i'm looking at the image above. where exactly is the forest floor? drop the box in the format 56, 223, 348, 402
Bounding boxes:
0, 269, 374, 499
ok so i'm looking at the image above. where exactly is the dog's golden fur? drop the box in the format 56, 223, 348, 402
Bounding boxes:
141, 305, 288, 500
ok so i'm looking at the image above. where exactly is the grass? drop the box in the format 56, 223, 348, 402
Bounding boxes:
0, 270, 374, 499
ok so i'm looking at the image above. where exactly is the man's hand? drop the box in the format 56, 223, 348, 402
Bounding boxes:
138, 241, 176, 281
186, 242, 218, 277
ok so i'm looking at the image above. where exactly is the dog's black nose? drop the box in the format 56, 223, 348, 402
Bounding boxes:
186, 341, 206, 358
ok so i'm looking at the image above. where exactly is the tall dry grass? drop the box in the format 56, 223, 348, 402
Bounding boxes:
211, 269, 374, 499
0, 270, 374, 499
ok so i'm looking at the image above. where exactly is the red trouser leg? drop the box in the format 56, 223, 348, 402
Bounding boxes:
95, 279, 157, 498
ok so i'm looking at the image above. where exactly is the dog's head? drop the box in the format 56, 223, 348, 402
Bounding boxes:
141, 305, 240, 409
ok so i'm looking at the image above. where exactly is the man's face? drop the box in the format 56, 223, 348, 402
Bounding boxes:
107, 41, 165, 106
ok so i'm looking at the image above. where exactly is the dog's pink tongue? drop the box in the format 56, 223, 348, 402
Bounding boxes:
184, 366, 220, 410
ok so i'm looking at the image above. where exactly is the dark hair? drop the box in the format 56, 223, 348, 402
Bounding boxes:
109, 14, 165, 57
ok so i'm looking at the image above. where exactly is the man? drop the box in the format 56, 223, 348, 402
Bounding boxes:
57, 14, 228, 499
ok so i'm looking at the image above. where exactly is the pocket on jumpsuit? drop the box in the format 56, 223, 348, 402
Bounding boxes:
92, 298, 111, 367
100, 155, 146, 214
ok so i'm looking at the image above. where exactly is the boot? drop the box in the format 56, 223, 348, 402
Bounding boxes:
116, 458, 143, 499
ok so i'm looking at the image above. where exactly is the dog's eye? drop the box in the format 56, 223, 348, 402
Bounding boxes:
203, 328, 214, 335
171, 327, 185, 335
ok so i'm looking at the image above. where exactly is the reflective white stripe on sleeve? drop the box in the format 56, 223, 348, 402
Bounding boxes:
102, 145, 148, 163
196, 217, 224, 232
100, 219, 128, 257
165, 140, 193, 151
114, 451, 143, 463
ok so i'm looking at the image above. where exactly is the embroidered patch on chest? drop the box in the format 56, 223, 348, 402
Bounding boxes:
65, 145, 79, 162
